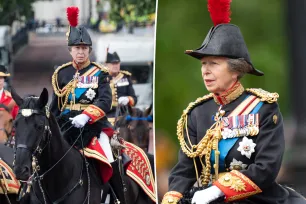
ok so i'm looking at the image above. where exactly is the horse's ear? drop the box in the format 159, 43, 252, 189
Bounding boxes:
38, 88, 49, 109
144, 104, 153, 117
10, 87, 23, 107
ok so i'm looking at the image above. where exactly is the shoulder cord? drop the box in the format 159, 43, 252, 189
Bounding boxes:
179, 109, 223, 186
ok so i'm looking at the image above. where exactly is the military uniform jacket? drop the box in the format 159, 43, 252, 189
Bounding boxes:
107, 70, 137, 118
168, 83, 305, 203
50, 61, 112, 128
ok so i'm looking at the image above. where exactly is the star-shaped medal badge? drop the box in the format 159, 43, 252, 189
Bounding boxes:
229, 158, 248, 170
85, 88, 96, 100
237, 137, 256, 159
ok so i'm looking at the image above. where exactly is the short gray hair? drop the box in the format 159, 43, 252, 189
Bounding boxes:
227, 58, 252, 79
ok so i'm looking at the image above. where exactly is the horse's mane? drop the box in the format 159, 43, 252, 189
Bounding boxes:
0, 104, 10, 112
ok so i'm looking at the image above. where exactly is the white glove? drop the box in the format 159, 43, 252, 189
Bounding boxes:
191, 186, 224, 204
118, 97, 129, 105
69, 114, 91, 128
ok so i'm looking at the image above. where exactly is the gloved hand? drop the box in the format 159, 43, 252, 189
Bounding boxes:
118, 96, 129, 105
69, 114, 91, 128
191, 186, 224, 204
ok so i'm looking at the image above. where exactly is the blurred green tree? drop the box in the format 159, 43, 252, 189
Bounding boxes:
155, 0, 287, 141
109, 0, 156, 25
0, 0, 35, 25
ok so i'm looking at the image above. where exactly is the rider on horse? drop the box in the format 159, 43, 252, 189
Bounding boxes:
105, 51, 138, 124
50, 7, 127, 203
162, 0, 306, 204
0, 65, 19, 120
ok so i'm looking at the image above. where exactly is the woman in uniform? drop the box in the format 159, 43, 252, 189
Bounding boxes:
161, 0, 306, 204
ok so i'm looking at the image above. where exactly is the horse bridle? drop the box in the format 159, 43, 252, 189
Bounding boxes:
15, 106, 91, 204
0, 127, 11, 139
15, 107, 51, 160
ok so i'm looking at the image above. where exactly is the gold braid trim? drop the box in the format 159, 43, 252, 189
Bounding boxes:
91, 62, 109, 73
51, 62, 74, 111
120, 70, 132, 76
161, 191, 183, 204
176, 93, 214, 158
177, 93, 225, 186
246, 88, 279, 103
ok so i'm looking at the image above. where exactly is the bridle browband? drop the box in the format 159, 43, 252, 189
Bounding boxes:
15, 107, 51, 156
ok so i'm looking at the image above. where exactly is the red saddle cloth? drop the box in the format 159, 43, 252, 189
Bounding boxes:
82, 137, 156, 203
123, 141, 156, 203
81, 137, 113, 183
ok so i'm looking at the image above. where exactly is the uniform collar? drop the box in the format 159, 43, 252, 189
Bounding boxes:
213, 81, 244, 105
72, 59, 91, 70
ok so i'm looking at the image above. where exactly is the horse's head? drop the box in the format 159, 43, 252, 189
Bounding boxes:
11, 88, 50, 181
0, 104, 13, 144
117, 105, 152, 151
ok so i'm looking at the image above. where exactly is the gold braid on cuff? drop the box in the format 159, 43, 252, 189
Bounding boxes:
161, 191, 183, 204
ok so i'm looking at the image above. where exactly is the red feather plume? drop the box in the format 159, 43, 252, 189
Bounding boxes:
67, 7, 79, 27
208, 0, 232, 26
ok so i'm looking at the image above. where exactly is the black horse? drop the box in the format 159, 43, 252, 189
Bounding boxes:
11, 88, 102, 204
11, 88, 156, 204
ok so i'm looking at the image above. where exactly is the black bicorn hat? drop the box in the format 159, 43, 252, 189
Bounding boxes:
0, 65, 10, 77
106, 52, 120, 63
185, 0, 263, 76
66, 7, 92, 46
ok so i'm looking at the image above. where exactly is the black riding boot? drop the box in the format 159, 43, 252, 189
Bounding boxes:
109, 160, 127, 204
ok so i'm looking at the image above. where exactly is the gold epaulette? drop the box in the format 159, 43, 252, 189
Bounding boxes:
176, 93, 214, 157
246, 88, 279, 103
91, 62, 109, 73
120, 70, 132, 76
51, 62, 73, 97
53, 62, 72, 73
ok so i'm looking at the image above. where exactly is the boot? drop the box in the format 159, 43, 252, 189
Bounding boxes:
109, 160, 127, 204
